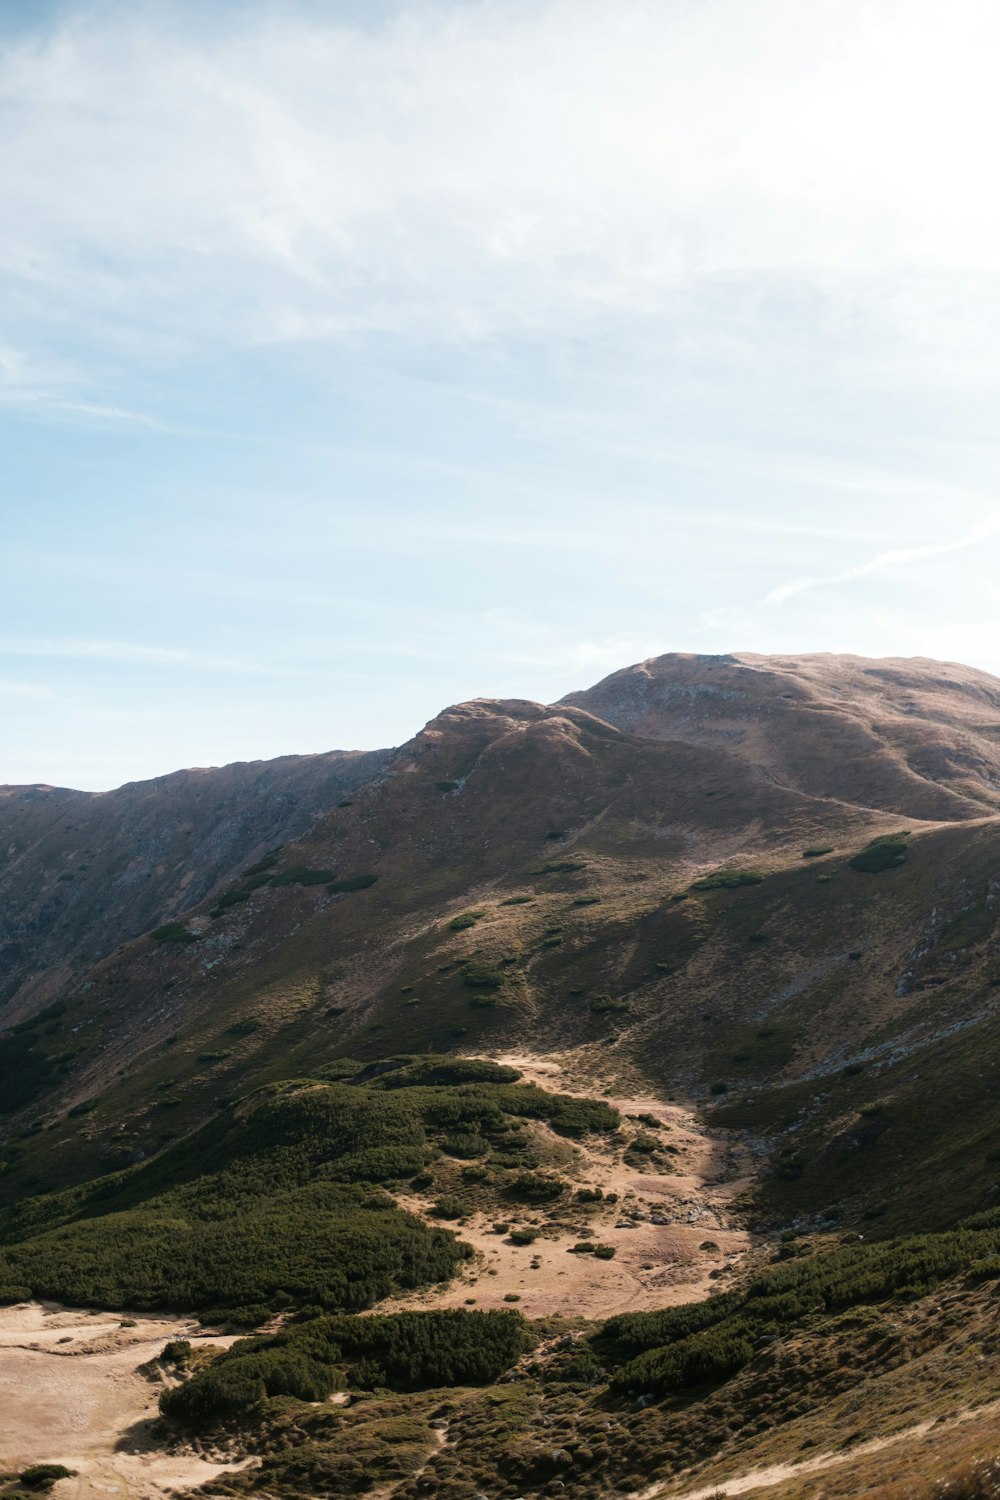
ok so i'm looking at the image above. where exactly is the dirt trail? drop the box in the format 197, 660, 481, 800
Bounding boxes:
636, 1397, 1000, 1499
0, 1302, 250, 1499
379, 1050, 759, 1320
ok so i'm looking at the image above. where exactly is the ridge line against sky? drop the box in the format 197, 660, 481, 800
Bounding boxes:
3, 0, 1000, 789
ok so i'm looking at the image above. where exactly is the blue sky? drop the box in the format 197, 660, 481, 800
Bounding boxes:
3, 0, 1000, 789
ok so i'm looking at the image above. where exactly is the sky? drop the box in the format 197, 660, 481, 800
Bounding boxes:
4, 0, 1000, 790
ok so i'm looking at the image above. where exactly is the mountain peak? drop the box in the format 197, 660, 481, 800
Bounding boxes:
561, 650, 1000, 820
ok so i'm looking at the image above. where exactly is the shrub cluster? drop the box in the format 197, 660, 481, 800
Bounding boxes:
161, 1308, 528, 1426
849, 834, 909, 872
0, 1060, 618, 1317
601, 1218, 1000, 1395
689, 870, 763, 891
150, 922, 199, 943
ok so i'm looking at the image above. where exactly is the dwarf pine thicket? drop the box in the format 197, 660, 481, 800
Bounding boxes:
0, 1060, 619, 1315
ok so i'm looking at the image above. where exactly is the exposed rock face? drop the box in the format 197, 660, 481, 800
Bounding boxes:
0, 747, 391, 1016
561, 652, 1000, 819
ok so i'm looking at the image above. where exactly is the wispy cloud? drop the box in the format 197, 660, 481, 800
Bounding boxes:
4, 0, 1000, 380
0, 341, 155, 423
0, 638, 261, 672
764, 513, 1000, 606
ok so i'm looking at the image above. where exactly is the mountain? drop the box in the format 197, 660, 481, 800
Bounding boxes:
3, 651, 1000, 1500
563, 650, 1000, 819
0, 747, 391, 1018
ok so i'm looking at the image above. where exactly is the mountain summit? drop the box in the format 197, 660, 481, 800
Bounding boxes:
563, 650, 1000, 818
3, 651, 1000, 1500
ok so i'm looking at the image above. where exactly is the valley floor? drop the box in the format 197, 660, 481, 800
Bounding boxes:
0, 1303, 248, 1499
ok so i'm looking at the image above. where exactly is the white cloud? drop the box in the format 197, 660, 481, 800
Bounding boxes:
5, 0, 1000, 373
763, 512, 1000, 606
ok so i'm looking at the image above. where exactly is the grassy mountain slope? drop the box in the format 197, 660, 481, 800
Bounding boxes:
563, 651, 1000, 818
0, 747, 390, 1018
3, 652, 1000, 1498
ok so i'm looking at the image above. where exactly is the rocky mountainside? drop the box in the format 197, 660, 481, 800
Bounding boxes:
0, 747, 391, 1018
3, 651, 999, 1217
3, 651, 1000, 1500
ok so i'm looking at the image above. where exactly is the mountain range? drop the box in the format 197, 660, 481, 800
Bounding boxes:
3, 650, 1000, 1500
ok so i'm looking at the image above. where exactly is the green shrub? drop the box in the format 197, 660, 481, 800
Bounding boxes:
374, 1057, 521, 1089
209, 887, 256, 917
441, 1132, 488, 1159
593, 1244, 616, 1259
612, 1325, 754, 1395
802, 846, 834, 858
463, 963, 503, 990
602, 1218, 1000, 1395
0, 1283, 32, 1303
589, 994, 628, 1014
508, 1173, 565, 1203
150, 922, 198, 943
161, 1339, 192, 1365
509, 1227, 540, 1245
227, 1018, 263, 1036
531, 860, 587, 875
501, 895, 534, 905
19, 1465, 76, 1490
327, 874, 378, 893
432, 1196, 465, 1220
436, 780, 459, 792
690, 870, 763, 891
270, 866, 336, 887
449, 912, 484, 931
0, 1059, 617, 1324
0, 1082, 465, 1314
849, 835, 909, 872
162, 1309, 526, 1426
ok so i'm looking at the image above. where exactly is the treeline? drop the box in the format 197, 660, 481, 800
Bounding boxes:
161, 1308, 528, 1425
601, 1214, 1000, 1396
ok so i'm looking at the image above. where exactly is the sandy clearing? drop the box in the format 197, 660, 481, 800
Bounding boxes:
0, 1302, 250, 1499
377, 1050, 759, 1320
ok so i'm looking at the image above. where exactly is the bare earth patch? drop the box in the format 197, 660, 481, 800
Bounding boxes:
0, 1302, 250, 1499
377, 1049, 759, 1320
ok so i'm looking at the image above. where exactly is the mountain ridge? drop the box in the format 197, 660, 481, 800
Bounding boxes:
3, 648, 999, 1219
4, 649, 1000, 1499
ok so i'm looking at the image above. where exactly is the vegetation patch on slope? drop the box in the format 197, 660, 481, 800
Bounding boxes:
0, 1060, 618, 1317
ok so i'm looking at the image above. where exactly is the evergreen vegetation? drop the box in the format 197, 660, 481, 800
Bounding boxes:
161, 1308, 527, 1426
601, 1214, 1000, 1395
150, 922, 199, 942
0, 1061, 617, 1315
849, 833, 910, 872
689, 869, 763, 891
